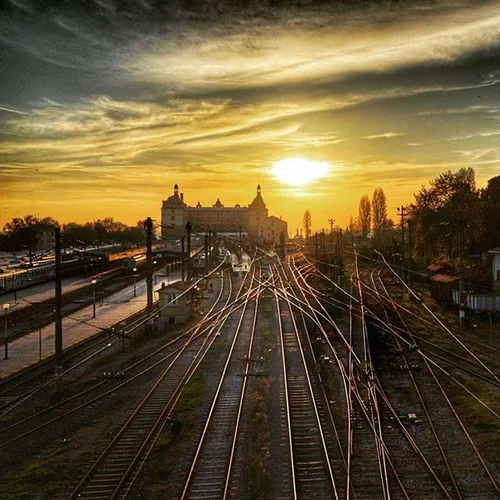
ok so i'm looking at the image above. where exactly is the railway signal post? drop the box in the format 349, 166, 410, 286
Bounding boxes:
145, 217, 154, 320
397, 205, 407, 280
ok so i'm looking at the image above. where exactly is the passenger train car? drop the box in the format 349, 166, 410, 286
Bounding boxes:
0, 252, 110, 294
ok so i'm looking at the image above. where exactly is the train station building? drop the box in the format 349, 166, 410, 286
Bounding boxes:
161, 184, 288, 244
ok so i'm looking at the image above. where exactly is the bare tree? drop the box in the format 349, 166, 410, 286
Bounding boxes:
358, 195, 371, 237
303, 210, 312, 241
372, 187, 388, 232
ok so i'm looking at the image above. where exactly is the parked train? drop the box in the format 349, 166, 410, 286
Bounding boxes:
0, 252, 109, 294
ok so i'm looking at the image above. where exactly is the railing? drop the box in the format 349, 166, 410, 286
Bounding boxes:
452, 290, 500, 312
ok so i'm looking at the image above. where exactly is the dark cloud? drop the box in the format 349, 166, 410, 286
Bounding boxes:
2, 0, 500, 226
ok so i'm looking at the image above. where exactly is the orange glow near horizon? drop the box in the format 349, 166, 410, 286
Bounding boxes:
2, 3, 500, 235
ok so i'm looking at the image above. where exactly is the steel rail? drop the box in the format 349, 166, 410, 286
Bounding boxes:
370, 266, 463, 499
274, 263, 339, 500
376, 251, 500, 385
284, 257, 354, 499
354, 257, 391, 500
69, 268, 244, 500
180, 271, 260, 498
0, 273, 233, 444
223, 274, 264, 498
374, 266, 500, 496
293, 254, 416, 499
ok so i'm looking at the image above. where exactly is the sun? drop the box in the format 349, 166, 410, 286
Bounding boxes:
271, 158, 330, 186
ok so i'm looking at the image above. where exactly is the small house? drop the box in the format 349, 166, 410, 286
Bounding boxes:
427, 259, 452, 278
157, 281, 193, 325
430, 274, 459, 303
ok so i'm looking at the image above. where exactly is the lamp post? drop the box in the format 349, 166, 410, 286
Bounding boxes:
153, 261, 157, 285
91, 279, 97, 318
133, 268, 138, 297
3, 303, 10, 360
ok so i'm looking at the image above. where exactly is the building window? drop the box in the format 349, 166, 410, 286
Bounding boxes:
171, 215, 175, 221
497, 270, 500, 281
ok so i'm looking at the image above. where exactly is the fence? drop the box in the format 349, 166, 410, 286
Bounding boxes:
452, 290, 500, 312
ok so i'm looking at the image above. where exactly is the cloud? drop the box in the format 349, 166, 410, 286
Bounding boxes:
0, 105, 28, 115
366, 132, 405, 140
2, 0, 500, 227
125, 3, 500, 94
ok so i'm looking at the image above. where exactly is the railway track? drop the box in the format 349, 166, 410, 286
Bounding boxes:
275, 264, 338, 499
289, 253, 492, 498
369, 265, 500, 499
0, 300, 163, 417
180, 272, 261, 499
68, 269, 239, 500
0, 274, 231, 448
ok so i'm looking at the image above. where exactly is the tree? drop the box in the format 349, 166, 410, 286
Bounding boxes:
348, 216, 356, 233
2, 215, 59, 253
372, 188, 387, 232
358, 195, 371, 237
479, 175, 500, 251
411, 168, 480, 261
303, 210, 312, 241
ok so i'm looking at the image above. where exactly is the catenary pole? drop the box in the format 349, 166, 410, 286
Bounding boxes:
55, 226, 63, 375
145, 217, 153, 319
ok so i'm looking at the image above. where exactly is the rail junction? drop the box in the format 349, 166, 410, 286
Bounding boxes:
0, 244, 498, 499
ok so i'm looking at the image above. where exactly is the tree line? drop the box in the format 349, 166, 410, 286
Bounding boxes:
302, 168, 499, 265
1, 216, 145, 252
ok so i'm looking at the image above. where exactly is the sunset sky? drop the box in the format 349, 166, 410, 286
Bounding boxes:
1, 0, 500, 234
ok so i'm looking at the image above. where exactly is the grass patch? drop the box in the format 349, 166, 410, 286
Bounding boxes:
0, 410, 121, 500
146, 369, 206, 494
262, 301, 272, 320
450, 373, 500, 428
261, 327, 272, 357
243, 378, 271, 499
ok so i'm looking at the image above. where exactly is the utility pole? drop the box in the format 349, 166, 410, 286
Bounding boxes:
54, 226, 63, 375
28, 225, 33, 267
181, 236, 185, 281
336, 230, 341, 281
328, 218, 335, 254
204, 234, 209, 276
212, 231, 216, 262
185, 221, 192, 281
397, 205, 407, 277
458, 218, 464, 327
145, 217, 153, 319
207, 231, 211, 269
407, 219, 413, 284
